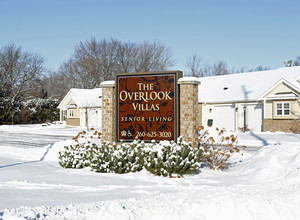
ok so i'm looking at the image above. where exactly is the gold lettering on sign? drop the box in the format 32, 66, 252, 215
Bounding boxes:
119, 83, 172, 111
117, 72, 181, 142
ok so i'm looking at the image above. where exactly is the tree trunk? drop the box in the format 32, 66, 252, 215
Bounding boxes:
85, 108, 89, 130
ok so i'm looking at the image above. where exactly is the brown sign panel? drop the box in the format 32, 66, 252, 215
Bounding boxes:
116, 71, 182, 142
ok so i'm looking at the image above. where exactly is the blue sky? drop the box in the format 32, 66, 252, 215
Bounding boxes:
1, 0, 299, 74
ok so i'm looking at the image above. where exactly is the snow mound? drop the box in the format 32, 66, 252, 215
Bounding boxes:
232, 143, 300, 184
2, 186, 300, 220
2, 141, 300, 219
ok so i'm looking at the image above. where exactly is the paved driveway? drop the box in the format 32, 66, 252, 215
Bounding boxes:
0, 131, 73, 148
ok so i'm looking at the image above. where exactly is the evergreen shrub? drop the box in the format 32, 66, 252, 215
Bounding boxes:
58, 142, 93, 169
143, 138, 204, 177
59, 130, 204, 177
59, 129, 101, 169
59, 130, 143, 174
89, 140, 144, 173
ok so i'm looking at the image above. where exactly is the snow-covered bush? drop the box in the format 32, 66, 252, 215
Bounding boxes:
197, 126, 246, 170
59, 129, 101, 169
59, 130, 143, 174
22, 98, 60, 124
89, 140, 144, 173
59, 131, 204, 177
0, 97, 19, 125
58, 142, 93, 169
143, 138, 204, 177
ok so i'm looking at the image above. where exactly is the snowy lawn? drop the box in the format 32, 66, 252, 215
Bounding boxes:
0, 124, 300, 219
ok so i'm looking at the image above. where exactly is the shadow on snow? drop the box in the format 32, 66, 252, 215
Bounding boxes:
0, 144, 53, 169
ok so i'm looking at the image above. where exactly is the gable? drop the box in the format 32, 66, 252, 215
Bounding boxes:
72, 88, 102, 108
57, 90, 75, 109
263, 81, 300, 99
58, 88, 102, 109
66, 98, 77, 107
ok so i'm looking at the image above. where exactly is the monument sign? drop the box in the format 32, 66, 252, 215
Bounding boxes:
116, 71, 182, 142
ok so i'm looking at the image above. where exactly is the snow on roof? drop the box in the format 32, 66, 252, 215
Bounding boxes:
70, 88, 102, 107
197, 66, 300, 103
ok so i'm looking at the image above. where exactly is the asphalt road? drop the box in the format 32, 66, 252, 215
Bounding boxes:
0, 131, 73, 148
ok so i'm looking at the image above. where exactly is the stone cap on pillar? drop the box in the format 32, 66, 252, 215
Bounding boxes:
100, 80, 115, 88
178, 77, 201, 85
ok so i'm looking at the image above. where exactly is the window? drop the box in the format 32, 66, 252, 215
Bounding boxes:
69, 109, 74, 117
276, 102, 290, 116
63, 110, 67, 121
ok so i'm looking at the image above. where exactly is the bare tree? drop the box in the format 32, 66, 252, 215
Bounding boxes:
0, 44, 45, 124
133, 41, 175, 73
186, 54, 204, 77
57, 38, 175, 91
56, 38, 119, 89
232, 65, 270, 74
74, 37, 119, 82
115, 41, 136, 73
42, 70, 72, 100
82, 106, 94, 131
232, 66, 248, 73
186, 55, 230, 77
293, 56, 300, 66
80, 102, 100, 131
212, 60, 229, 76
247, 65, 270, 72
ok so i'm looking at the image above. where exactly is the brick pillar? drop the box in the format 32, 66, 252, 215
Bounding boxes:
100, 81, 116, 143
178, 78, 201, 147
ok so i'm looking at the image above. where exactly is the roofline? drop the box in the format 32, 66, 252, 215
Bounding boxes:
259, 78, 300, 100
198, 99, 263, 104
57, 89, 75, 109
78, 106, 102, 108
58, 88, 103, 109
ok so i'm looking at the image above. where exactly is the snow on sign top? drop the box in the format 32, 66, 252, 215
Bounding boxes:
197, 66, 300, 103
69, 88, 102, 107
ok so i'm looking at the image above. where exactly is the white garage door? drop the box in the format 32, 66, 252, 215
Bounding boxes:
88, 109, 98, 127
215, 104, 235, 131
242, 104, 263, 132
80, 108, 101, 128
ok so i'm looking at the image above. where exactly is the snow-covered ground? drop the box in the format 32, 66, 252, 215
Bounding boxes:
0, 124, 300, 220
